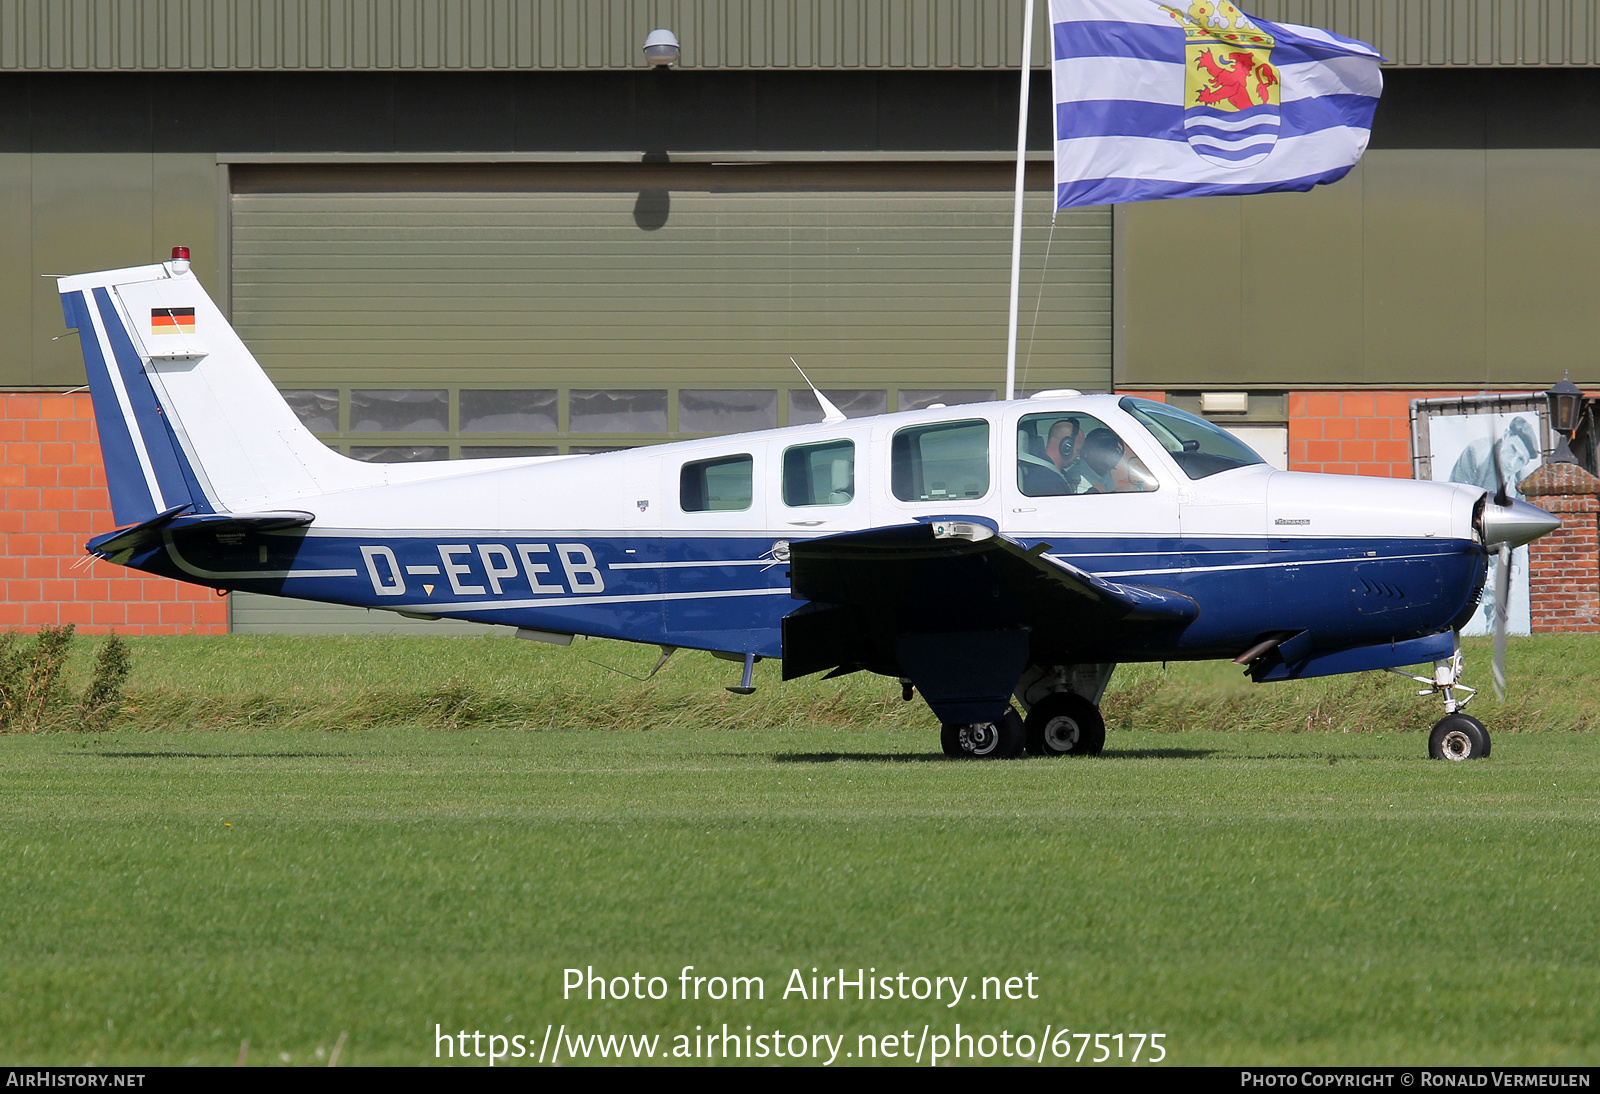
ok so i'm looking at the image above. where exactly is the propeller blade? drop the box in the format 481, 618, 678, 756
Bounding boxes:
1492, 541, 1510, 701
1490, 439, 1510, 509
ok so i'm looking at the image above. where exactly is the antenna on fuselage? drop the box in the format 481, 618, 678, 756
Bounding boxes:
790, 357, 846, 425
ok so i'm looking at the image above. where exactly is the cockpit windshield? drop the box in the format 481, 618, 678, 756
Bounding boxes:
1120, 397, 1267, 480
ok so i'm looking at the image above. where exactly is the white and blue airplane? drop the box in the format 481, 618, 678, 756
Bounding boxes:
58, 250, 1560, 761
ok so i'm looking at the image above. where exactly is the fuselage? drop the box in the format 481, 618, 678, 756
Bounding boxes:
119, 393, 1490, 663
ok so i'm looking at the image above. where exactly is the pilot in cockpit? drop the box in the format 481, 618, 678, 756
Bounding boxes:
1017, 416, 1082, 495
1045, 417, 1081, 475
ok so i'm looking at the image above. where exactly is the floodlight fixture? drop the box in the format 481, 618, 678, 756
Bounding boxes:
643, 29, 680, 67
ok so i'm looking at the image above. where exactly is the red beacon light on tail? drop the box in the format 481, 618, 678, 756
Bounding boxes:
170, 246, 190, 274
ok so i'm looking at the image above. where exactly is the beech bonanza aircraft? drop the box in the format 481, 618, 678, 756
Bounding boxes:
59, 251, 1559, 761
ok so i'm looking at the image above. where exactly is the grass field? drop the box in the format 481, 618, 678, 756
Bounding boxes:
0, 634, 1597, 1066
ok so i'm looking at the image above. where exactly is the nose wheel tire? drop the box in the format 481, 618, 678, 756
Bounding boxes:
1024, 692, 1106, 756
941, 708, 1025, 759
1428, 714, 1490, 761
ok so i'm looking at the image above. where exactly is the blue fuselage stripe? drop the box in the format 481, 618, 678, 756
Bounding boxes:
117, 529, 1485, 661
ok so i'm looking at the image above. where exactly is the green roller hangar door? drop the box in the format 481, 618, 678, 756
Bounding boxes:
225, 160, 1111, 634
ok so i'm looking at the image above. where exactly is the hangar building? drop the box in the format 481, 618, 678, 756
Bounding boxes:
1, 0, 1596, 634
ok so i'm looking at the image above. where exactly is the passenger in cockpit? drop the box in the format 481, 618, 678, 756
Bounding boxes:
1061, 428, 1126, 494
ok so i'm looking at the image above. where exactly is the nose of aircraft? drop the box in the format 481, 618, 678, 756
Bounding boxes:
1480, 496, 1562, 548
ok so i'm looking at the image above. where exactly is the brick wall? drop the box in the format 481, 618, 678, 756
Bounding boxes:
0, 392, 228, 634
1525, 493, 1600, 633
1519, 463, 1600, 634
1289, 391, 1445, 477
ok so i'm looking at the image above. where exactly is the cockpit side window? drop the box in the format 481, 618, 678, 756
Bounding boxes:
782, 440, 854, 507
1017, 412, 1158, 497
680, 454, 753, 512
891, 419, 989, 502
1119, 397, 1266, 480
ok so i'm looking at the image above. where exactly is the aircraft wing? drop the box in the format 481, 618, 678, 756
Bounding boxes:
782, 518, 1197, 681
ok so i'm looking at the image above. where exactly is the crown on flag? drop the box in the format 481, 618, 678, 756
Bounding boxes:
1163, 1, 1276, 50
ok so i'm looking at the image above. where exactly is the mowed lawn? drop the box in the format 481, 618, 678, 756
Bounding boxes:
0, 635, 1596, 1066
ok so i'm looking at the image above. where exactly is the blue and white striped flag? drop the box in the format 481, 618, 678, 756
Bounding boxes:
1050, 0, 1383, 209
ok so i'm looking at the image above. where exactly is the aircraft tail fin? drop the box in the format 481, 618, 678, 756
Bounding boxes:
58, 255, 388, 526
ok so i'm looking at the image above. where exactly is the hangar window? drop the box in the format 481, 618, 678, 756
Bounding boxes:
679, 390, 779, 433
783, 440, 855, 507
681, 454, 754, 512
459, 446, 559, 459
789, 389, 887, 425
350, 446, 449, 463
280, 389, 338, 432
349, 389, 448, 433
569, 389, 668, 432
891, 419, 989, 502
460, 390, 557, 433
1121, 397, 1266, 480
898, 389, 996, 411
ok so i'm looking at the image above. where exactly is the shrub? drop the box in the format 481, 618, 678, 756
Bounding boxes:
0, 627, 133, 733
78, 633, 133, 732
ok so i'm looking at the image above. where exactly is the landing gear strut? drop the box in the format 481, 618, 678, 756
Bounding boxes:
1388, 647, 1491, 761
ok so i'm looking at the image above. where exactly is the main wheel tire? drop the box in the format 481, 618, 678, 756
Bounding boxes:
1024, 692, 1106, 756
941, 708, 1026, 759
1429, 714, 1490, 761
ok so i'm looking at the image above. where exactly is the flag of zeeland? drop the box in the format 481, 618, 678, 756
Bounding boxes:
1050, 0, 1383, 209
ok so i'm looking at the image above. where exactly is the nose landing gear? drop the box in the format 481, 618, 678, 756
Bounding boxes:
1388, 648, 1491, 761
1428, 713, 1491, 761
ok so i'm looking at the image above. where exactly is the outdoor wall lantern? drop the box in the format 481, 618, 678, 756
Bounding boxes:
1544, 372, 1584, 464
643, 29, 680, 67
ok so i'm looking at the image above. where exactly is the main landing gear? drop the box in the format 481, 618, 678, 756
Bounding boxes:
940, 709, 1025, 759
939, 664, 1113, 760
1388, 648, 1491, 761
940, 694, 1108, 760
1023, 691, 1106, 757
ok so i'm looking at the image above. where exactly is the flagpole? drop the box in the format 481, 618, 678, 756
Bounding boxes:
1004, 0, 1036, 401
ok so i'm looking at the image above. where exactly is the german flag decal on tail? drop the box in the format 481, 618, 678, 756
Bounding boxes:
151, 307, 195, 334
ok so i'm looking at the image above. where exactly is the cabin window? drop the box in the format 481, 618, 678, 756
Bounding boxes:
1120, 397, 1266, 480
680, 454, 754, 512
891, 419, 990, 502
1016, 412, 1159, 496
782, 440, 855, 507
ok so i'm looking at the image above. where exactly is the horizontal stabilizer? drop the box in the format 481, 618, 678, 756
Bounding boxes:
88, 507, 315, 565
